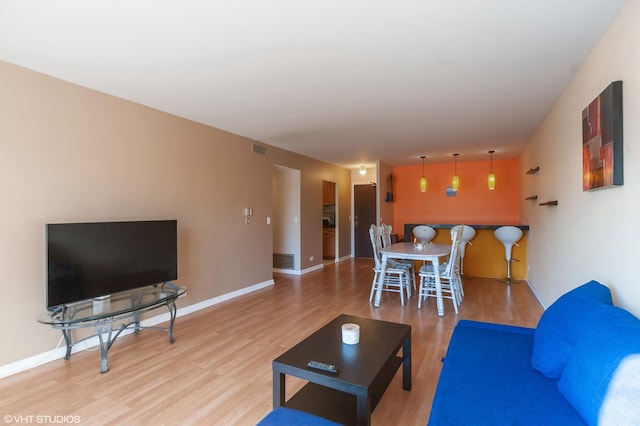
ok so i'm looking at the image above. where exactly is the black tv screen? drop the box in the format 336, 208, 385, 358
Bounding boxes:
46, 220, 177, 309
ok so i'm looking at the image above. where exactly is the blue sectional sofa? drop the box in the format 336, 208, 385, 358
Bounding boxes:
428, 281, 640, 426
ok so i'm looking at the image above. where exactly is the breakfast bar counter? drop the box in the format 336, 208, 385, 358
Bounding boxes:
403, 223, 529, 236
402, 223, 529, 281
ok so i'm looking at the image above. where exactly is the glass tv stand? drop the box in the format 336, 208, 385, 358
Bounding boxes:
38, 282, 186, 373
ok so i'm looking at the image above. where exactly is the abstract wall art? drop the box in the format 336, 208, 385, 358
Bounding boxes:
582, 81, 623, 191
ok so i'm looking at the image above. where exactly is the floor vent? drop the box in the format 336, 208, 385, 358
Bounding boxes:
252, 144, 267, 155
273, 253, 294, 269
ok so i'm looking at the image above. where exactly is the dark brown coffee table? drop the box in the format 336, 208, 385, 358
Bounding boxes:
272, 314, 411, 426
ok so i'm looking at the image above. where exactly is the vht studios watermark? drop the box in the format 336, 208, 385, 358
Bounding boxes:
3, 415, 81, 424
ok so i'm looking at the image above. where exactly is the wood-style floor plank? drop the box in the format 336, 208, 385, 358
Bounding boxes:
0, 258, 543, 425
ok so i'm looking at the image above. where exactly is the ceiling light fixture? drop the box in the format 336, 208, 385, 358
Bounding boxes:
452, 153, 460, 191
488, 150, 496, 190
419, 156, 427, 192
359, 165, 367, 176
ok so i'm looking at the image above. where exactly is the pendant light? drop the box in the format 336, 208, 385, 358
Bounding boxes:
488, 150, 496, 190
452, 153, 460, 191
419, 155, 427, 192
359, 165, 367, 176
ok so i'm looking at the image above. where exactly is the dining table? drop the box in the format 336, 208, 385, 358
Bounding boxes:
375, 242, 452, 316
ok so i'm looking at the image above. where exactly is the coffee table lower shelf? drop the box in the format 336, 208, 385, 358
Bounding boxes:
282, 355, 403, 425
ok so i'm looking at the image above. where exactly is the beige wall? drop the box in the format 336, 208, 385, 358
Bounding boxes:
0, 61, 351, 367
268, 147, 351, 270
522, 0, 640, 315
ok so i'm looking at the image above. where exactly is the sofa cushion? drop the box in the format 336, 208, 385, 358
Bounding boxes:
557, 306, 640, 426
532, 280, 612, 378
257, 407, 341, 426
428, 320, 585, 425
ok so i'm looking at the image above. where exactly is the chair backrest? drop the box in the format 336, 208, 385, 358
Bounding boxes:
451, 225, 476, 244
443, 225, 464, 277
369, 225, 384, 269
381, 223, 393, 248
412, 225, 436, 243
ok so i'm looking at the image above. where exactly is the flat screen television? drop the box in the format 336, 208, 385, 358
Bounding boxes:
46, 220, 177, 310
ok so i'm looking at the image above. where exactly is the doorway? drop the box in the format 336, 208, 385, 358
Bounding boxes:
272, 165, 301, 271
322, 180, 336, 261
354, 184, 376, 258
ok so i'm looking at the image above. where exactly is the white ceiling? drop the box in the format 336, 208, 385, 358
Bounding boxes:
0, 1, 628, 168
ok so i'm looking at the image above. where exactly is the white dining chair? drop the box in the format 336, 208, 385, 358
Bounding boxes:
450, 225, 476, 279
369, 225, 413, 306
380, 223, 394, 248
382, 223, 416, 292
418, 225, 464, 313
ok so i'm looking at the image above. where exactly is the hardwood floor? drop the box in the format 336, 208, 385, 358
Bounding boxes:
0, 258, 543, 425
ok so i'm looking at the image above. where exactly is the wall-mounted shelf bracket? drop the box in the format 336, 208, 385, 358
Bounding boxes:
525, 195, 538, 200
539, 200, 558, 206
526, 166, 540, 175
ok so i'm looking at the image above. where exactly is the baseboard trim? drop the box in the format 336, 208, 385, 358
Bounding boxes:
274, 263, 324, 275
273, 255, 352, 275
0, 279, 275, 379
273, 267, 302, 275
524, 278, 547, 309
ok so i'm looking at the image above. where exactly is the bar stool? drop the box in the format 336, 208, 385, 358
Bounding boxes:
451, 225, 476, 278
413, 226, 436, 267
412, 225, 436, 243
494, 226, 523, 284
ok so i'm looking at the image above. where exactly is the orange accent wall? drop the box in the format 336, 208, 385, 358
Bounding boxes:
392, 158, 521, 240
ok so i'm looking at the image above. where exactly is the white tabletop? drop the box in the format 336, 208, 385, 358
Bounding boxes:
380, 242, 451, 260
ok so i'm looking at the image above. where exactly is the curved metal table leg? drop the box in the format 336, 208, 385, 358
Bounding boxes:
167, 299, 178, 343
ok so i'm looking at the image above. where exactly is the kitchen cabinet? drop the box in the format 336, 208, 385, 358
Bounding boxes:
322, 181, 335, 205
323, 228, 335, 259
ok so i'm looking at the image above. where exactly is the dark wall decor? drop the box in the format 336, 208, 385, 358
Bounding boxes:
582, 81, 623, 191
385, 174, 395, 202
